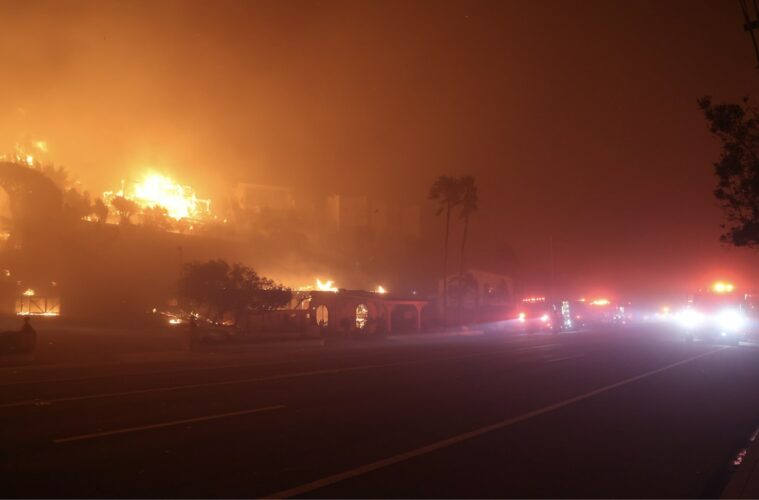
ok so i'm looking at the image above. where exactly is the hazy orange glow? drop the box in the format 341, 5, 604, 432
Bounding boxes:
711, 281, 735, 294
375, 285, 387, 294
589, 298, 611, 306
1, 2, 758, 297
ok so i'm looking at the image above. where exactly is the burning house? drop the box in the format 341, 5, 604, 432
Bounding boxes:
102, 172, 212, 223
15, 286, 60, 317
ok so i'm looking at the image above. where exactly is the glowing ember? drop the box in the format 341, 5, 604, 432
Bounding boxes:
22, 288, 35, 296
375, 285, 387, 294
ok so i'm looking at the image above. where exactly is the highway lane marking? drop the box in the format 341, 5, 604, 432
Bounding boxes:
0, 346, 403, 387
0, 355, 370, 389
265, 347, 727, 499
520, 343, 561, 350
0, 360, 294, 388
0, 336, 544, 388
0, 345, 556, 409
53, 405, 285, 444
546, 354, 586, 363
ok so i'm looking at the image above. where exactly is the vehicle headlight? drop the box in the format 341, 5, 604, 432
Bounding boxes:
540, 314, 549, 323
677, 308, 704, 329
717, 309, 745, 332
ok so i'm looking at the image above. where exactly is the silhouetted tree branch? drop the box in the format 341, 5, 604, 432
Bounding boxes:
699, 96, 759, 247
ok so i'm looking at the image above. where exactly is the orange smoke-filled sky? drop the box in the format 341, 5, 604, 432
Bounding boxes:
1, 0, 758, 295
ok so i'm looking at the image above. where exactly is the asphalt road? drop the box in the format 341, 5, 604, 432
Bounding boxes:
2, 327, 759, 498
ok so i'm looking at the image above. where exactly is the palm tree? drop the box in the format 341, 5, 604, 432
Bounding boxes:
456, 176, 478, 324
429, 175, 463, 325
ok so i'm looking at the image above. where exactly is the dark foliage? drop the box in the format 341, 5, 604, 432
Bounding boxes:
699, 96, 759, 246
177, 259, 292, 324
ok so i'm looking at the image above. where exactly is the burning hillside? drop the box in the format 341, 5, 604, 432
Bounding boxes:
103, 172, 211, 221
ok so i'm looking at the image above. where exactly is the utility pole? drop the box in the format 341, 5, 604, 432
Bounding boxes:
740, 0, 759, 67
549, 235, 555, 300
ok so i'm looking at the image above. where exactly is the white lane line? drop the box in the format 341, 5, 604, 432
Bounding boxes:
0, 346, 416, 388
0, 365, 395, 409
0, 338, 554, 389
546, 354, 586, 363
266, 347, 727, 499
0, 360, 287, 388
53, 405, 285, 444
0, 355, 351, 389
0, 346, 537, 409
518, 343, 561, 351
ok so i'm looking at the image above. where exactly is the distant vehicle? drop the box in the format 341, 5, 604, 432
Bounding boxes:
515, 297, 558, 333
676, 282, 749, 345
570, 298, 619, 328
557, 300, 588, 329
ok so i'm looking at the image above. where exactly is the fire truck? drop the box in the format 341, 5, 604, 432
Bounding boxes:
515, 297, 588, 333
515, 297, 560, 333
675, 282, 751, 345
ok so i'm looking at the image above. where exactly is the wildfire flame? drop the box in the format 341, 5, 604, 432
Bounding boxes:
0, 140, 48, 167
316, 278, 338, 292
131, 173, 208, 220
103, 172, 211, 221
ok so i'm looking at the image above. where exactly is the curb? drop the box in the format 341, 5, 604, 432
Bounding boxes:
722, 427, 759, 498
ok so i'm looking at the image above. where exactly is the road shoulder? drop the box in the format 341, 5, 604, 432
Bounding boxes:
722, 427, 759, 498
